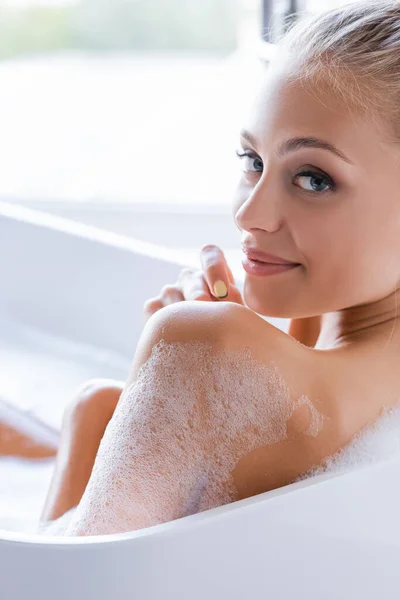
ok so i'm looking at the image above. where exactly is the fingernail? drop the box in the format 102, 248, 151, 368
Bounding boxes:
213, 280, 228, 298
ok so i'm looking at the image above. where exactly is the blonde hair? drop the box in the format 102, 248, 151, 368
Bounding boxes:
277, 1, 400, 133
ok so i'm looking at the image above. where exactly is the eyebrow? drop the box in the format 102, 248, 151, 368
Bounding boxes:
239, 129, 353, 165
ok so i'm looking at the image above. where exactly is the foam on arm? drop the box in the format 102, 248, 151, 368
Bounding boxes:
66, 339, 211, 535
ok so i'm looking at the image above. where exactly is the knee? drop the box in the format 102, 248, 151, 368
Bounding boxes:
74, 378, 124, 401
63, 378, 125, 425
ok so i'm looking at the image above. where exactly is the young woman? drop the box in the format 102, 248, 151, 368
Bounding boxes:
34, 0, 400, 535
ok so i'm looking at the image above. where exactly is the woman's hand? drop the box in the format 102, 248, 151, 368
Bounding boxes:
143, 244, 244, 322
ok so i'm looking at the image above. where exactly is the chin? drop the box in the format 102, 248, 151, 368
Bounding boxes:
243, 283, 296, 319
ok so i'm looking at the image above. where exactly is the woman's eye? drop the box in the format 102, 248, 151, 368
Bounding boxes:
235, 149, 263, 173
293, 170, 334, 193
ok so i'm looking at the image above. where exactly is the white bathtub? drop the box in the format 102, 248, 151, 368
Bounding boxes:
0, 201, 400, 600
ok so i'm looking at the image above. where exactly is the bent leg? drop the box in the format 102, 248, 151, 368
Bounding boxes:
0, 404, 58, 459
40, 379, 124, 523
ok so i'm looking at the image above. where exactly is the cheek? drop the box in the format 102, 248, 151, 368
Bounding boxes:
348, 196, 400, 286
305, 204, 398, 300
295, 207, 365, 296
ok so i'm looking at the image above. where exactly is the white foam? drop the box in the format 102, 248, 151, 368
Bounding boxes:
294, 400, 400, 482
38, 506, 76, 536
66, 339, 324, 536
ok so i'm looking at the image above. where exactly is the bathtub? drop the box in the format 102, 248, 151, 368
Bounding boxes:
0, 201, 400, 600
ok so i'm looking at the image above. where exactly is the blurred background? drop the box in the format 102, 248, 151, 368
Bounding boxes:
0, 0, 353, 273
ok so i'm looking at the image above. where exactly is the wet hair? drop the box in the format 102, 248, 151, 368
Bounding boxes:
277, 1, 400, 135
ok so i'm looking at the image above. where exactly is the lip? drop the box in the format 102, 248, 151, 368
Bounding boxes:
241, 246, 299, 266
242, 257, 300, 277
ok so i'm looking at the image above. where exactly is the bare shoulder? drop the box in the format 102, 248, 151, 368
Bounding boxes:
144, 300, 369, 444
158, 301, 339, 494
142, 300, 319, 388
221, 303, 321, 398
129, 300, 338, 499
127, 300, 246, 384
143, 300, 324, 412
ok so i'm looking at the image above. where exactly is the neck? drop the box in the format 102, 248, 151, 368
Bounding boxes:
315, 288, 400, 351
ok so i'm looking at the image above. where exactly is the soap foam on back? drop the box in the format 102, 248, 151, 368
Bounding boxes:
294, 399, 400, 482
67, 339, 324, 536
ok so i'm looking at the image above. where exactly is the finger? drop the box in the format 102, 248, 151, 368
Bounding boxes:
200, 244, 232, 298
160, 285, 185, 305
177, 269, 214, 301
142, 297, 164, 321
226, 263, 235, 285
143, 297, 164, 312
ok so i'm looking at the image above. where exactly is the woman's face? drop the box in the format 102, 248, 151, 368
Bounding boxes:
232, 64, 400, 319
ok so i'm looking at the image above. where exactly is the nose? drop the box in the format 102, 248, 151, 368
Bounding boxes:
234, 175, 284, 234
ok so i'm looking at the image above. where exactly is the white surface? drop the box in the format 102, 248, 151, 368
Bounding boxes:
0, 457, 54, 533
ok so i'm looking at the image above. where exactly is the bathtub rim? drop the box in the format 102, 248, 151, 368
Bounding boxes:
0, 200, 197, 270
0, 455, 393, 547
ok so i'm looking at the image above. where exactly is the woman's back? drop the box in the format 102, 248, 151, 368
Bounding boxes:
219, 309, 400, 501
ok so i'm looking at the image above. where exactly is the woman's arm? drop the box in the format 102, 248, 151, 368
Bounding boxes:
66, 301, 232, 536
